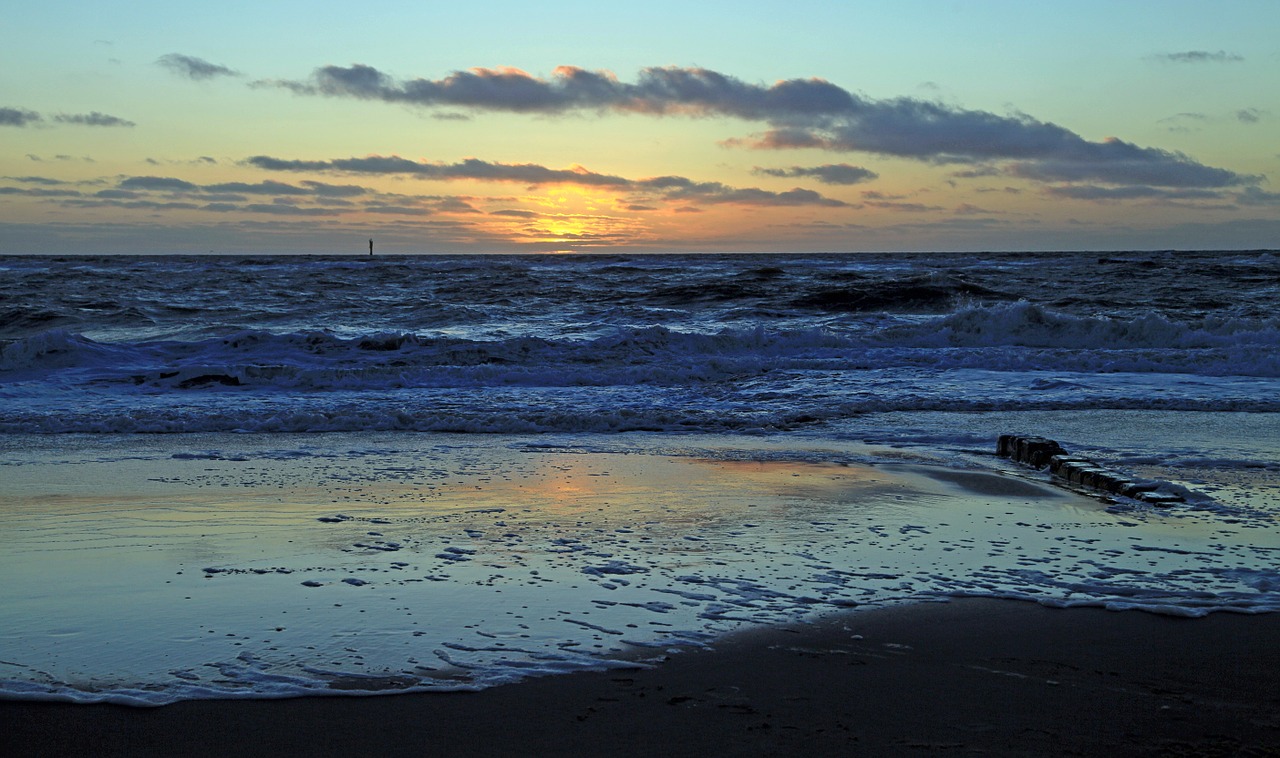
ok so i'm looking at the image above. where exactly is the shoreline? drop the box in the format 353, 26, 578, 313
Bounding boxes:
7, 598, 1279, 757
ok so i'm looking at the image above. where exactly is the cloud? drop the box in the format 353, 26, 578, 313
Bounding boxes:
94, 189, 142, 199
270, 63, 855, 118
1044, 185, 1226, 201
26, 173, 572, 223
243, 203, 339, 216
1153, 50, 1244, 64
52, 111, 135, 127
1236, 108, 1264, 124
301, 180, 367, 197
949, 165, 1003, 179
364, 203, 431, 216
3, 108, 134, 128
1236, 187, 1280, 206
246, 154, 849, 207
864, 200, 943, 213
157, 53, 240, 80
0, 186, 83, 197
1001, 138, 1257, 187
1, 107, 43, 127
861, 190, 908, 201
658, 183, 850, 207
632, 174, 849, 206
265, 64, 1251, 190
5, 175, 72, 185
119, 176, 200, 192
753, 163, 878, 185
246, 154, 632, 187
205, 180, 312, 195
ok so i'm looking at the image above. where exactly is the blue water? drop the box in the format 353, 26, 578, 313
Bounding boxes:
2, 250, 1279, 705
3, 250, 1278, 435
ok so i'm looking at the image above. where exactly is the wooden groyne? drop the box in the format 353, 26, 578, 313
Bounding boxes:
997, 434, 1184, 506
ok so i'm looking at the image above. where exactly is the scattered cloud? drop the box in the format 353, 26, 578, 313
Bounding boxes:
4, 175, 73, 185
1, 107, 43, 127
203, 180, 314, 196
0, 186, 84, 197
22, 154, 96, 163
1160, 112, 1210, 123
1236, 187, 1280, 206
120, 176, 200, 192
1044, 185, 1226, 201
864, 200, 943, 213
157, 53, 240, 80
246, 154, 849, 207
861, 190, 910, 201
52, 111, 135, 127
21, 172, 646, 225
246, 154, 632, 187
1152, 50, 1244, 64
1236, 108, 1264, 124
1002, 141, 1254, 188
949, 165, 1002, 180
363, 203, 432, 215
4, 107, 134, 128
753, 163, 878, 185
242, 203, 338, 216
264, 64, 1252, 189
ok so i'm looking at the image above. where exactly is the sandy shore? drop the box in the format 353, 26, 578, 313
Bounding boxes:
7, 598, 1278, 757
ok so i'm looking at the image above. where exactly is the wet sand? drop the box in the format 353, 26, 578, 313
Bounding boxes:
7, 598, 1279, 757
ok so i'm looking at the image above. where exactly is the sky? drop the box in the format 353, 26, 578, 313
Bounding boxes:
2, 0, 1278, 254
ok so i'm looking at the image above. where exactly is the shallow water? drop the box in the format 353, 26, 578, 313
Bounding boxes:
1, 428, 1276, 705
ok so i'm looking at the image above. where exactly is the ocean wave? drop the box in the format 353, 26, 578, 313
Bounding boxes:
877, 301, 1280, 351
4, 301, 1279, 388
791, 274, 1013, 312
3, 390, 1278, 435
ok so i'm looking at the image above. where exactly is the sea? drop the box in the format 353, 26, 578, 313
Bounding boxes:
1, 250, 1278, 705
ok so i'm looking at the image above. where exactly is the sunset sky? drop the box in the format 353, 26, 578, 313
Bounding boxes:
3, 0, 1278, 254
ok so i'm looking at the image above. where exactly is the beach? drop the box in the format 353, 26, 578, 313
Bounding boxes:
2, 252, 1278, 752
7, 598, 1279, 756
4, 430, 1278, 704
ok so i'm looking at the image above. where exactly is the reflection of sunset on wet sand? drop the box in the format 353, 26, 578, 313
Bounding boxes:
3, 432, 1277, 705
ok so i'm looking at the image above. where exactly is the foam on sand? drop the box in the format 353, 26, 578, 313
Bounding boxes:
0, 432, 1277, 706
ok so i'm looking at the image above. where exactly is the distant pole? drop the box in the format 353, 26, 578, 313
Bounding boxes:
369, 238, 374, 256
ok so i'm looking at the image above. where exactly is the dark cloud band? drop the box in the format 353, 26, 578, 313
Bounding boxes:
264, 64, 1252, 189
158, 53, 240, 81
53, 112, 135, 127
2, 107, 134, 128
754, 164, 878, 185
1, 107, 44, 127
245, 155, 849, 207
